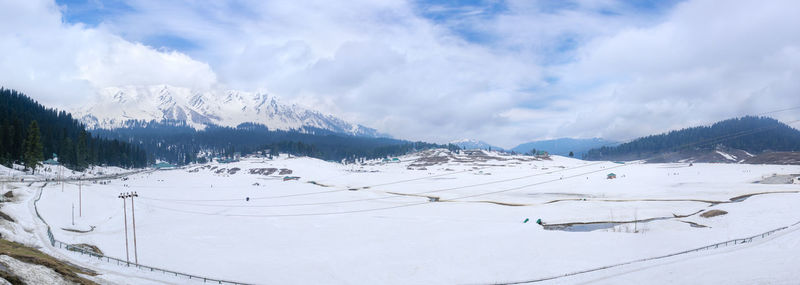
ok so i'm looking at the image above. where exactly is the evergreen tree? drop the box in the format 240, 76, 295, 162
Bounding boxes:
585, 116, 800, 160
569, 151, 574, 157
23, 120, 44, 172
76, 131, 89, 170
0, 88, 147, 169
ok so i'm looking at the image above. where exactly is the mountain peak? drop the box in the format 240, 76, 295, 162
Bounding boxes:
74, 85, 385, 138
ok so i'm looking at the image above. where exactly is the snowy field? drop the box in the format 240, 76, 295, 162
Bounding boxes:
4, 150, 800, 284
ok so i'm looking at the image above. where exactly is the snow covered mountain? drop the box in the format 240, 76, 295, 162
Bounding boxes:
73, 85, 384, 137
449, 139, 504, 151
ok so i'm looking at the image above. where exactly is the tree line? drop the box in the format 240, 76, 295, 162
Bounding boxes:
585, 116, 800, 160
0, 88, 148, 172
93, 120, 461, 165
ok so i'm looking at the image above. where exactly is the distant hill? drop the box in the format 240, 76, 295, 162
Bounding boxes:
584, 116, 800, 163
511, 138, 618, 157
449, 139, 504, 151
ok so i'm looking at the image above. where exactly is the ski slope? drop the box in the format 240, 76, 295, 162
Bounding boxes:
8, 150, 800, 284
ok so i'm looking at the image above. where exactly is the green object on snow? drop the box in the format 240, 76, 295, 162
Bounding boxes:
523, 218, 529, 223
536, 219, 542, 225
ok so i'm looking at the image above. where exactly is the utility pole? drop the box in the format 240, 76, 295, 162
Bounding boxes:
129, 191, 139, 264
118, 193, 130, 263
78, 179, 82, 217
71, 203, 74, 226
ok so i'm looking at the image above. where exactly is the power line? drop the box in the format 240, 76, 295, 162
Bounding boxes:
126, 106, 800, 217
139, 200, 431, 218
147, 118, 800, 209
144, 161, 607, 208
136, 117, 800, 217
447, 119, 800, 201
755, 105, 800, 116
137, 165, 496, 203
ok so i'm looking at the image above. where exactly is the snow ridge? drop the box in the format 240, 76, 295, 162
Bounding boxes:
73, 85, 383, 137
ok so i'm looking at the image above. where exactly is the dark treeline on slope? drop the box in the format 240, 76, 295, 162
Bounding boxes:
93, 121, 461, 165
585, 116, 800, 160
0, 88, 148, 170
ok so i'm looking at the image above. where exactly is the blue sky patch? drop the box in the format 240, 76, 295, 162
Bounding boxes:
56, 0, 134, 26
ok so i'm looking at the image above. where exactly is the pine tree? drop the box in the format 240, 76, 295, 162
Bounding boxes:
569, 151, 574, 157
76, 131, 89, 170
23, 120, 44, 173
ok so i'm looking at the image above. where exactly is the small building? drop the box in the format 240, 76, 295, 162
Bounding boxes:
382, 158, 401, 163
607, 173, 617, 179
43, 153, 59, 165
535, 151, 550, 158
154, 162, 177, 170
218, 157, 239, 164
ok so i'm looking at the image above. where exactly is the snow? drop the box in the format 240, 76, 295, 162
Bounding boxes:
73, 85, 380, 137
0, 255, 70, 285
560, 216, 800, 284
2, 151, 800, 284
716, 150, 738, 161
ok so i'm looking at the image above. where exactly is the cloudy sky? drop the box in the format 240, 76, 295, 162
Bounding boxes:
1, 0, 799, 148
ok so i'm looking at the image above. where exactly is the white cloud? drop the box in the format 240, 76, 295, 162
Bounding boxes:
546, 0, 800, 142
0, 0, 217, 106
2, 0, 799, 148
76, 38, 216, 89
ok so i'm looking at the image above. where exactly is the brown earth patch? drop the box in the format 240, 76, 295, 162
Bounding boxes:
0, 211, 14, 223
250, 168, 278, 176
68, 244, 103, 256
0, 239, 97, 284
700, 210, 728, 218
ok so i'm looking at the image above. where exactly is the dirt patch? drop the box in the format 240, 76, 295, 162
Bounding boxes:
250, 168, 278, 176
680, 220, 709, 228
729, 191, 799, 202
700, 209, 728, 218
3, 192, 12, 199
249, 168, 292, 176
68, 244, 103, 256
410, 156, 452, 167
0, 239, 97, 284
0, 211, 14, 223
307, 181, 331, 187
